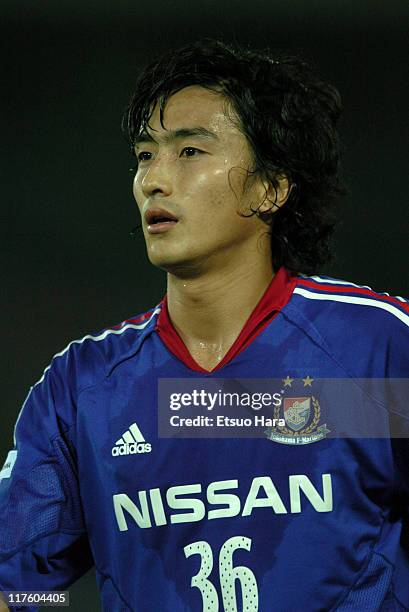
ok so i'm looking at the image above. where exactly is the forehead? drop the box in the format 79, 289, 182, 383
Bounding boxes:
146, 85, 239, 138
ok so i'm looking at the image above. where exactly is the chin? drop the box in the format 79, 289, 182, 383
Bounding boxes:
148, 252, 203, 277
148, 250, 184, 268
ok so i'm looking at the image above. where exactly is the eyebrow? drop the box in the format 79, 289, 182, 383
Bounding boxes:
134, 127, 219, 147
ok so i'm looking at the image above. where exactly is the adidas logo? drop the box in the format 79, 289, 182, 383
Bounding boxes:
112, 423, 152, 457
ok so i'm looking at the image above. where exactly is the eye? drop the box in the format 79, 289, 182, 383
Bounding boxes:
180, 147, 202, 158
137, 151, 153, 162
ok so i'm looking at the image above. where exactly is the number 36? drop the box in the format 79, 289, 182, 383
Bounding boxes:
184, 536, 259, 612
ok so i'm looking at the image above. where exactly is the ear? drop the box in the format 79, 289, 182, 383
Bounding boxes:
258, 174, 292, 214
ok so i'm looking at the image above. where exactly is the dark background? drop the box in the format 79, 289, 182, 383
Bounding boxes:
2, 1, 408, 609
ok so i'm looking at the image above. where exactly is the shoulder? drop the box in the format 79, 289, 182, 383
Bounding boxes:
33, 303, 163, 398
287, 273, 409, 376
292, 273, 409, 329
10, 305, 162, 451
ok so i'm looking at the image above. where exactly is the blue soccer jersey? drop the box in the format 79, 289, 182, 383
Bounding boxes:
1, 267, 409, 611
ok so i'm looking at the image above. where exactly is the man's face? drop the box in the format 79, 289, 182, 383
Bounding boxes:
133, 85, 270, 275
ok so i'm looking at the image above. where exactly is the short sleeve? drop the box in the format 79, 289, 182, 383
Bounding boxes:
0, 363, 94, 611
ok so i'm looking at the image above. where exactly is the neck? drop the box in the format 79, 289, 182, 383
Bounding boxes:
166, 255, 274, 370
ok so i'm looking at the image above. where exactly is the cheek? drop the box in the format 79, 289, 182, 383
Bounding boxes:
187, 175, 229, 226
199, 164, 248, 199
187, 166, 235, 206
132, 176, 144, 210
185, 177, 242, 238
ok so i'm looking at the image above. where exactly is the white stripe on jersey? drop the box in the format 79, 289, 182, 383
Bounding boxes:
12, 307, 161, 446
13, 392, 31, 447
36, 307, 162, 386
299, 275, 408, 303
299, 274, 371, 290
294, 287, 409, 328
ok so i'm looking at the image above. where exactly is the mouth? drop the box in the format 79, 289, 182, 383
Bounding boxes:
145, 207, 179, 234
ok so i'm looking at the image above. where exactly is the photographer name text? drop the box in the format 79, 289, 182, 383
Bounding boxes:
170, 415, 285, 428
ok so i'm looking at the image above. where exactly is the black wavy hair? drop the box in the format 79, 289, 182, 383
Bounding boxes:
122, 38, 346, 274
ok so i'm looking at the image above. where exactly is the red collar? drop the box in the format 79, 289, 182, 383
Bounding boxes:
155, 266, 296, 373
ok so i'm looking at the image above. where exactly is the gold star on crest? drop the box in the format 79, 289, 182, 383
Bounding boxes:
302, 376, 314, 387
282, 376, 294, 387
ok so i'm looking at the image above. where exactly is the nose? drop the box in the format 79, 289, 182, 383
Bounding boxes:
140, 155, 173, 198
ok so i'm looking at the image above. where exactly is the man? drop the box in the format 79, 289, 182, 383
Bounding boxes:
1, 39, 408, 611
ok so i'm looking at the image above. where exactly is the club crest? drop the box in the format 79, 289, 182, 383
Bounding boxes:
284, 397, 311, 431
266, 376, 330, 445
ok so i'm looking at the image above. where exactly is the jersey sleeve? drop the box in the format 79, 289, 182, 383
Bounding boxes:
0, 359, 94, 611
